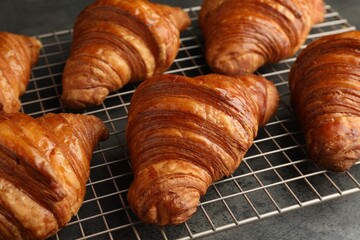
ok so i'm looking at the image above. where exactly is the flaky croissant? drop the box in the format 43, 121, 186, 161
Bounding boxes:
289, 31, 360, 172
0, 112, 109, 239
61, 0, 191, 109
126, 73, 279, 225
0, 32, 42, 113
199, 0, 325, 75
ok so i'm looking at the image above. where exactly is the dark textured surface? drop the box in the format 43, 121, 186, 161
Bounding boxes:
0, 0, 357, 36
0, 1, 359, 240
0, 0, 203, 36
326, 0, 359, 29
201, 193, 360, 240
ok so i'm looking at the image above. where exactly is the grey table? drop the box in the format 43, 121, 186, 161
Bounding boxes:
0, 1, 359, 240
0, 0, 358, 35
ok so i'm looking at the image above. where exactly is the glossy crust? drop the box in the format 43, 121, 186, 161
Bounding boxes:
0, 112, 109, 239
61, 0, 191, 109
199, 0, 325, 75
289, 31, 360, 172
126, 73, 279, 225
0, 32, 42, 113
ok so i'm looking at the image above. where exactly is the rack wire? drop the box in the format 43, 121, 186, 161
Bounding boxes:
22, 4, 358, 240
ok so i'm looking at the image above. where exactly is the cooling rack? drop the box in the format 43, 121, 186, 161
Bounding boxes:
22, 4, 358, 240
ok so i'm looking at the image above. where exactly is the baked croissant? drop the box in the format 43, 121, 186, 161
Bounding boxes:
199, 0, 325, 75
0, 32, 42, 113
126, 73, 279, 225
61, 0, 191, 109
289, 30, 360, 172
0, 112, 109, 239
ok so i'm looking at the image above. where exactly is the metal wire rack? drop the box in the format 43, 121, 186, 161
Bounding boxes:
22, 4, 358, 240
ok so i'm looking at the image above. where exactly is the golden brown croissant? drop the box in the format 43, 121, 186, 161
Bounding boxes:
0, 112, 109, 239
126, 73, 279, 225
0, 32, 42, 113
199, 0, 325, 75
61, 0, 191, 109
289, 31, 360, 172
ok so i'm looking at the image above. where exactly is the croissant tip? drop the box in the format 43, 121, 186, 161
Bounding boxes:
305, 115, 360, 173
78, 114, 109, 141
317, 162, 352, 172
60, 87, 109, 109
209, 53, 264, 75
128, 184, 201, 226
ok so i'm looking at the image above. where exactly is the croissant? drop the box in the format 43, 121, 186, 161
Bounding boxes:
61, 0, 191, 109
126, 73, 279, 225
0, 32, 42, 113
289, 31, 360, 172
199, 0, 325, 75
0, 112, 109, 239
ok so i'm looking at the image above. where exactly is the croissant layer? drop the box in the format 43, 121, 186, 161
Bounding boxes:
126, 73, 279, 225
199, 0, 325, 74
0, 32, 42, 113
61, 0, 191, 109
289, 31, 360, 171
0, 112, 108, 239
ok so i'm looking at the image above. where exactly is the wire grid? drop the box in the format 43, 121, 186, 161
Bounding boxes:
20, 4, 359, 240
